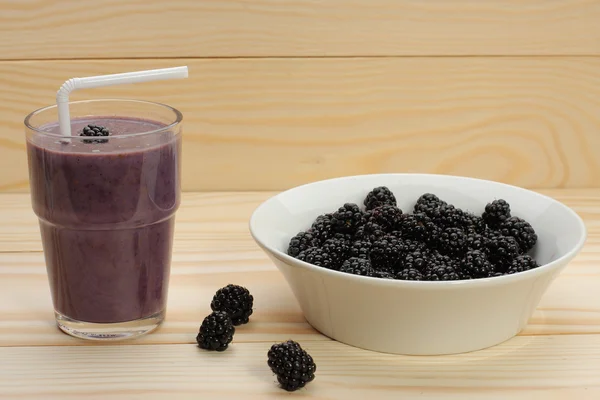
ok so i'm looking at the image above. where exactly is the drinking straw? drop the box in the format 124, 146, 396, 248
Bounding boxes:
56, 66, 189, 136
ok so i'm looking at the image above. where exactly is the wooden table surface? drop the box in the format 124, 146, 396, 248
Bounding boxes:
0, 190, 599, 399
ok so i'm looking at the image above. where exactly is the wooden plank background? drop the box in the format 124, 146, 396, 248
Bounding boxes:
1, 0, 599, 192
3, 338, 600, 399
2, 0, 600, 58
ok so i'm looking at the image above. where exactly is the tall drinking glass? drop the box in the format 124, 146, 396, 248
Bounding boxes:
24, 99, 182, 340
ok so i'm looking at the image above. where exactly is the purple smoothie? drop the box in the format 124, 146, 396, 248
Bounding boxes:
26, 116, 181, 324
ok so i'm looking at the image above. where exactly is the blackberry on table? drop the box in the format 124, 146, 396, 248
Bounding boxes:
507, 255, 539, 274
349, 239, 372, 259
297, 247, 336, 270
498, 216, 537, 252
482, 199, 511, 228
210, 284, 254, 326
339, 257, 373, 276
287, 231, 318, 258
367, 204, 403, 232
364, 186, 397, 211
436, 227, 467, 257
322, 237, 351, 268
80, 124, 110, 144
331, 203, 365, 234
396, 267, 424, 281
413, 193, 446, 216
196, 311, 235, 351
486, 233, 520, 271
460, 250, 494, 279
268, 340, 316, 392
370, 234, 406, 270
354, 221, 385, 243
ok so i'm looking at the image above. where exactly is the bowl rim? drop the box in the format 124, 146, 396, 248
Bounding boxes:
249, 173, 587, 289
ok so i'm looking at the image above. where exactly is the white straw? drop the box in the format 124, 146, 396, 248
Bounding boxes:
56, 66, 189, 136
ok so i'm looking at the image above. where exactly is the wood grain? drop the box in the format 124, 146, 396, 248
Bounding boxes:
0, 190, 598, 398
0, 251, 322, 347
1, 338, 600, 399
0, 190, 598, 346
1, 0, 600, 59
3, 58, 600, 192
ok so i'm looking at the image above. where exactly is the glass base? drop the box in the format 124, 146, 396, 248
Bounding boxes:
55, 310, 165, 341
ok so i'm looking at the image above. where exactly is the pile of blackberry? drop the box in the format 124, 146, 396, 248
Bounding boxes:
196, 284, 254, 351
287, 186, 540, 281
195, 285, 317, 391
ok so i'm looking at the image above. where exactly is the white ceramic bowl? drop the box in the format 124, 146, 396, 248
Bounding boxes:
249, 174, 586, 355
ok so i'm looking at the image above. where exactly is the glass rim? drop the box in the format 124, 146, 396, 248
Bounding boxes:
24, 98, 183, 139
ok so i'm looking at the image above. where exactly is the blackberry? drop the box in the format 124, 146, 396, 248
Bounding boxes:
210, 284, 254, 326
402, 238, 428, 253
482, 199, 511, 228
428, 250, 454, 269
331, 203, 365, 234
287, 231, 318, 258
370, 234, 406, 270
367, 205, 403, 231
465, 232, 489, 253
196, 311, 235, 351
340, 257, 373, 276
431, 205, 482, 232
430, 204, 461, 228
267, 340, 316, 392
396, 267, 424, 281
80, 124, 110, 144
397, 213, 439, 243
507, 255, 539, 274
310, 214, 334, 243
364, 186, 397, 211
297, 247, 335, 270
322, 237, 351, 268
498, 217, 537, 252
334, 232, 354, 241
372, 270, 395, 279
486, 233, 520, 271
481, 227, 496, 240
349, 239, 372, 259
464, 214, 487, 234
414, 193, 446, 216
461, 250, 494, 279
436, 227, 467, 257
354, 221, 385, 243
400, 250, 430, 272
425, 264, 461, 281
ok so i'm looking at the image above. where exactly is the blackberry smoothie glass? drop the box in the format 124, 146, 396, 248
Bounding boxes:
24, 99, 182, 340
